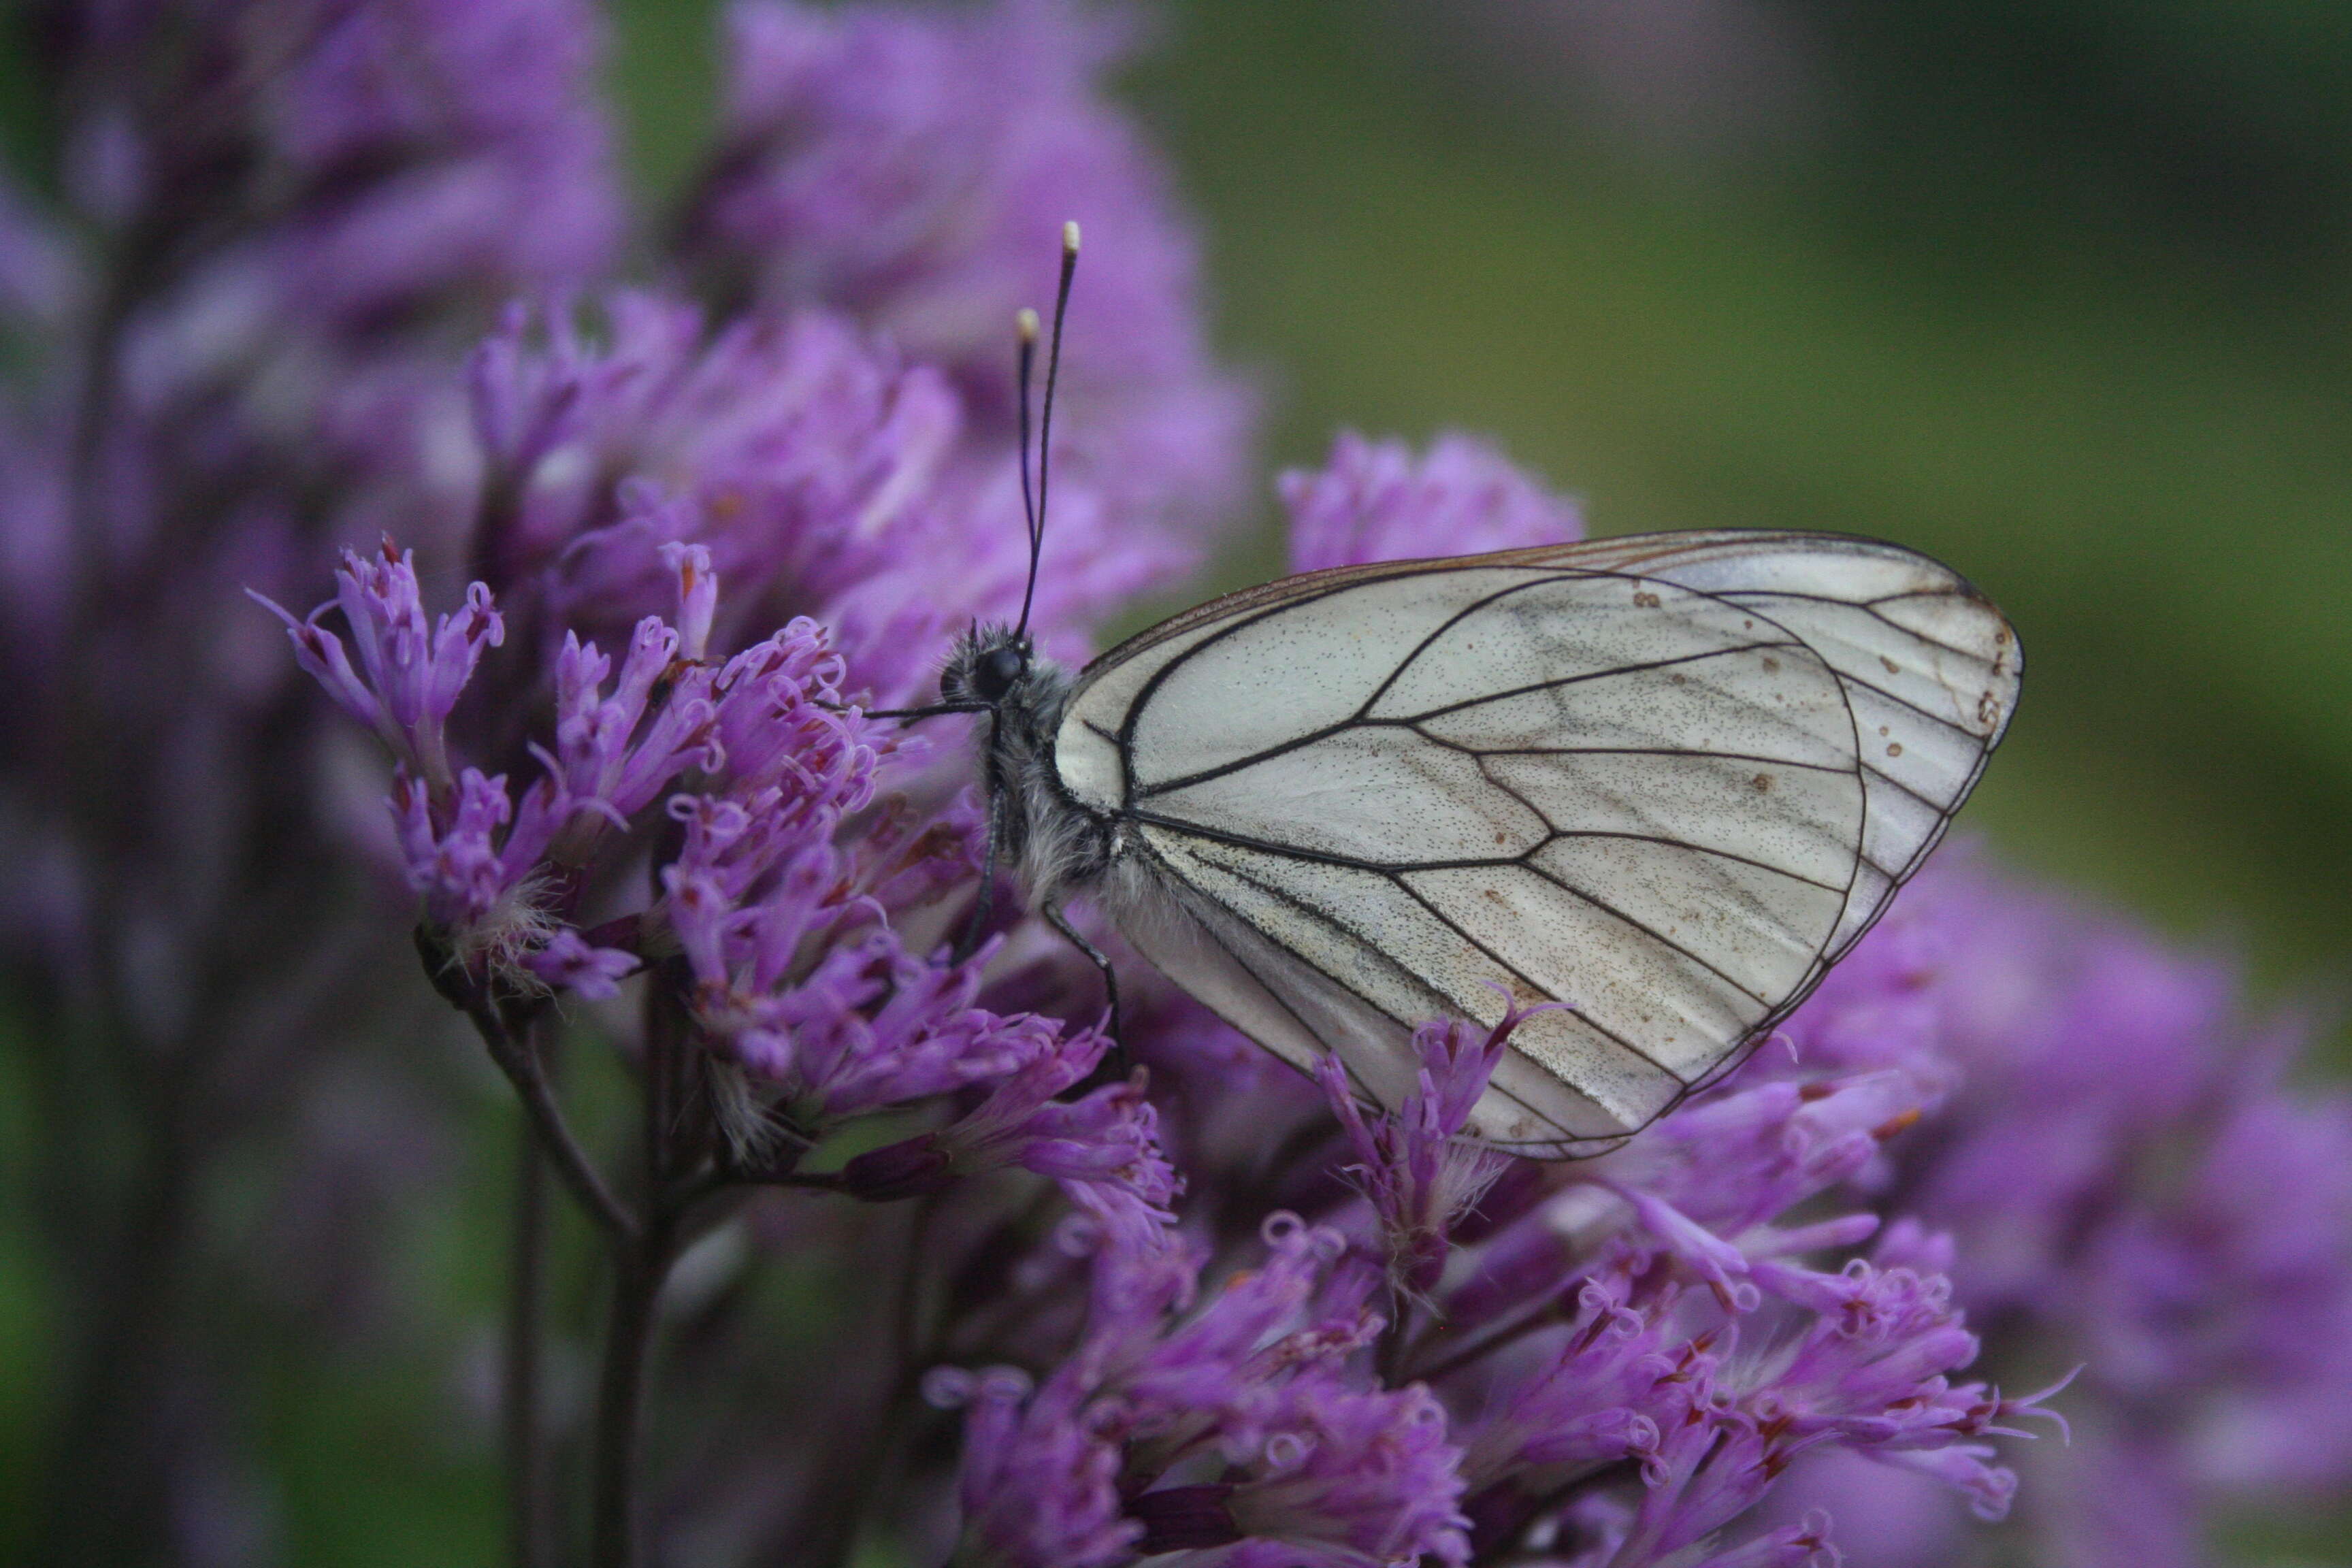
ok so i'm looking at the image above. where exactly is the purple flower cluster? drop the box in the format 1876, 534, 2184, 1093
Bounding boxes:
936, 990, 2060, 1565
683, 0, 1256, 533
261, 534, 1181, 1249
1761, 860, 2352, 1568
1286, 431, 1586, 570
932, 1214, 1439, 1567
448, 289, 1172, 707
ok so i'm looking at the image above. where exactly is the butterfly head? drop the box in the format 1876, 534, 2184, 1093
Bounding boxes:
940, 623, 1037, 710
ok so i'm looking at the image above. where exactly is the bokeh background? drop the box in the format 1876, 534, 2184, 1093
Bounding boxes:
1120, 0, 2352, 992
617, 0, 2352, 983
9, 0, 2352, 1559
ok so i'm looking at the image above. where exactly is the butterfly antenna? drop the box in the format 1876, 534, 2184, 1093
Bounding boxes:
1012, 306, 1041, 638
1013, 220, 1079, 642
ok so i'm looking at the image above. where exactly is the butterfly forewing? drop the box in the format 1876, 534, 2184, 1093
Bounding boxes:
1058, 532, 2018, 1155
1540, 532, 2021, 965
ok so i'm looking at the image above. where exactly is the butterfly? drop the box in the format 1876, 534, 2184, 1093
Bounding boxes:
900, 225, 2020, 1158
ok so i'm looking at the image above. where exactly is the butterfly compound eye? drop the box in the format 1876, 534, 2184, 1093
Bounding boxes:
972, 643, 1027, 704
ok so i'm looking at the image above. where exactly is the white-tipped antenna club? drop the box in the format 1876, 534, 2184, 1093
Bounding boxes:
1013, 224, 1081, 641
1014, 306, 1043, 592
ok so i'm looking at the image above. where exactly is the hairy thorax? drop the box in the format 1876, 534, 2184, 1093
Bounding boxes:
937, 627, 1122, 913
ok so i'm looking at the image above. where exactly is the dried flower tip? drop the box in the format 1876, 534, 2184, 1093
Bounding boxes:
1872, 1107, 1923, 1141
1017, 306, 1041, 344
706, 1058, 785, 1166
659, 540, 718, 663
1061, 218, 1081, 255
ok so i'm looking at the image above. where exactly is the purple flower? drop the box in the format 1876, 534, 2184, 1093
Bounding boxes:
1459, 1271, 1696, 1490
691, 0, 1255, 526
541, 609, 723, 856
945, 1049, 1179, 1222
521, 928, 637, 1000
458, 291, 1172, 704
1102, 1219, 1379, 1443
263, 540, 744, 990
938, 1214, 1469, 1568
657, 775, 1030, 1113
1738, 856, 2352, 1568
387, 766, 537, 934
1731, 1258, 2063, 1503
1441, 1213, 2046, 1560
1318, 1007, 1524, 1298
663, 837, 1028, 1112
1285, 431, 1584, 572
838, 1028, 1183, 1250
1226, 875, 2050, 1568
252, 540, 506, 791
1600, 1067, 1931, 1252
1690, 1512, 1841, 1568
252, 0, 618, 314
1206, 1375, 1471, 1567
933, 1365, 1141, 1568
470, 297, 960, 608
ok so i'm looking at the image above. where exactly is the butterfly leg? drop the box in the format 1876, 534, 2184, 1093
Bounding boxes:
953, 789, 1007, 965
816, 698, 990, 721
1042, 900, 1125, 1066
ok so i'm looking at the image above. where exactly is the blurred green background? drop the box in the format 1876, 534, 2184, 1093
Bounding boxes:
624, 0, 2352, 990
14, 0, 2352, 1561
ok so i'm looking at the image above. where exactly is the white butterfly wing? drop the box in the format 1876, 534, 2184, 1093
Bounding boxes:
1055, 533, 2017, 1156
1548, 532, 2022, 958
